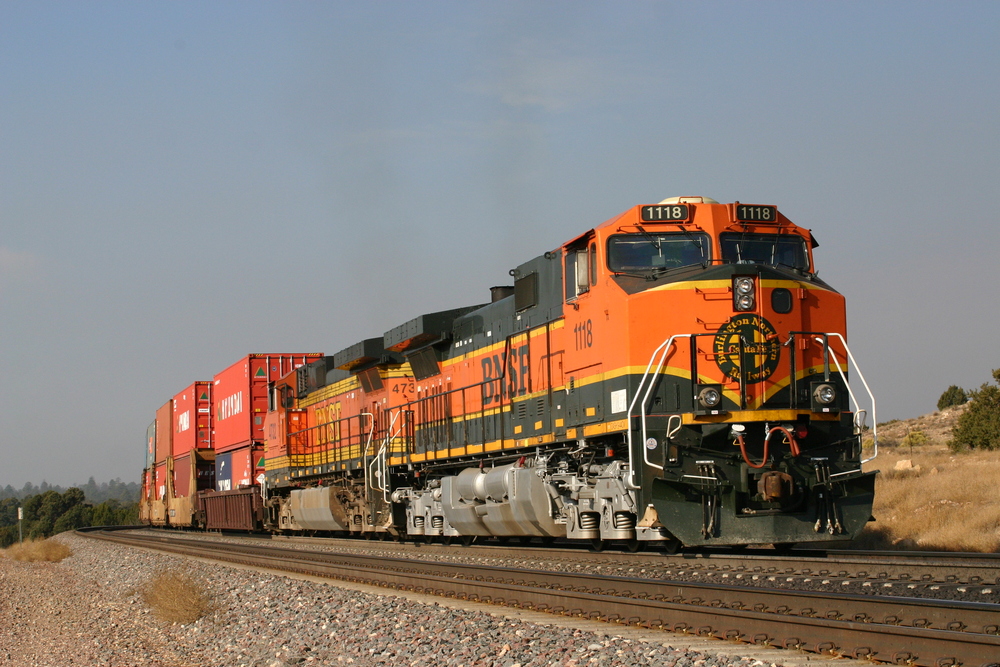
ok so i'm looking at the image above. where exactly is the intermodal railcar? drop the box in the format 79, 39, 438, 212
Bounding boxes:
142, 197, 878, 549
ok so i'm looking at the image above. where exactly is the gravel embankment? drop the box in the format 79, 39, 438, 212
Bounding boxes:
177, 532, 1000, 605
0, 533, 813, 667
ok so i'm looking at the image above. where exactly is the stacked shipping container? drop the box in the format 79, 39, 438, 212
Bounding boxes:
172, 381, 214, 497
212, 354, 321, 492
147, 401, 173, 524
139, 353, 320, 529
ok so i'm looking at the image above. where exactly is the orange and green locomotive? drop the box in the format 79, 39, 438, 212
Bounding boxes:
258, 196, 877, 548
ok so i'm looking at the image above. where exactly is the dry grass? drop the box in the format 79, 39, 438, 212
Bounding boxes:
140, 569, 214, 625
857, 438, 1000, 552
2, 538, 72, 562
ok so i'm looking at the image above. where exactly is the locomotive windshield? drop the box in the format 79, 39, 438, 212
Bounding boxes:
607, 231, 711, 274
720, 233, 810, 272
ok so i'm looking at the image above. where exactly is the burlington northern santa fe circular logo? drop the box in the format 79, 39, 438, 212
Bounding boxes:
713, 314, 781, 384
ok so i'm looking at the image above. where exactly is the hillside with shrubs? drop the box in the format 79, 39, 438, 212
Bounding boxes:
857, 373, 1000, 552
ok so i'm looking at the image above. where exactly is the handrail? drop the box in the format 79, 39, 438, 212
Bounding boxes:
815, 334, 878, 464
359, 412, 376, 496
369, 410, 403, 502
625, 334, 691, 489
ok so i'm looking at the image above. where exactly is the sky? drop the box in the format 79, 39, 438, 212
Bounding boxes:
1, 2, 998, 488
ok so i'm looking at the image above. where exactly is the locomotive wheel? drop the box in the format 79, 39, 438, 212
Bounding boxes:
664, 537, 682, 554
589, 538, 606, 552
624, 539, 644, 553
461, 535, 476, 547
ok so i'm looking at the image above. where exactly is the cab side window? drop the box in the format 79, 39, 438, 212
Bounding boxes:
565, 246, 590, 301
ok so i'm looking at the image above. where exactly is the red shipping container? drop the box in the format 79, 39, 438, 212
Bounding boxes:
174, 454, 192, 497
229, 444, 265, 489
155, 462, 168, 500
172, 381, 213, 457
155, 400, 173, 464
213, 353, 321, 453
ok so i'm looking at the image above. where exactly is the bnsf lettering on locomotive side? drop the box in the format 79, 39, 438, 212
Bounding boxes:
481, 344, 529, 405
315, 402, 342, 425
217, 392, 243, 420
507, 350, 518, 398
519, 347, 530, 394
481, 356, 495, 404
314, 402, 343, 445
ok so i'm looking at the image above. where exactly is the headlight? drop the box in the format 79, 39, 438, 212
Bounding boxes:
813, 383, 836, 405
697, 386, 722, 408
733, 277, 756, 311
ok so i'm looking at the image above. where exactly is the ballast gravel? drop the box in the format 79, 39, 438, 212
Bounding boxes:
182, 531, 1000, 605
0, 533, 823, 667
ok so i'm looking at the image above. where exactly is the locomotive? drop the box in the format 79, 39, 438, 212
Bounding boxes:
142, 197, 878, 549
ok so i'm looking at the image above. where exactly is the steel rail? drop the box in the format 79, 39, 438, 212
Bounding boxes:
264, 532, 1000, 585
665, 549, 1000, 586
85, 530, 1000, 666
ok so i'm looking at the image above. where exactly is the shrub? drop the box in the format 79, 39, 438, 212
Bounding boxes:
3, 537, 72, 562
951, 370, 1000, 451
937, 385, 968, 410
877, 433, 899, 448
140, 569, 213, 625
901, 430, 928, 448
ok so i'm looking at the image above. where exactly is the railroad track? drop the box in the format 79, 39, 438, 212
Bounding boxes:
265, 533, 1000, 588
84, 529, 1000, 667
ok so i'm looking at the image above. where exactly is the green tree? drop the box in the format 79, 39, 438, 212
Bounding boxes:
0, 498, 19, 527
91, 499, 117, 527
29, 517, 53, 539
119, 502, 139, 524
0, 526, 17, 549
63, 487, 85, 507
951, 369, 1000, 451
937, 385, 968, 410
22, 493, 43, 521
53, 504, 92, 533
37, 490, 66, 526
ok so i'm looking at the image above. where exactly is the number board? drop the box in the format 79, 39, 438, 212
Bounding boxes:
735, 204, 777, 222
640, 204, 690, 222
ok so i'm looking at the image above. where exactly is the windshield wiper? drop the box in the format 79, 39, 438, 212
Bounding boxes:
612, 270, 651, 279
635, 225, 661, 250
